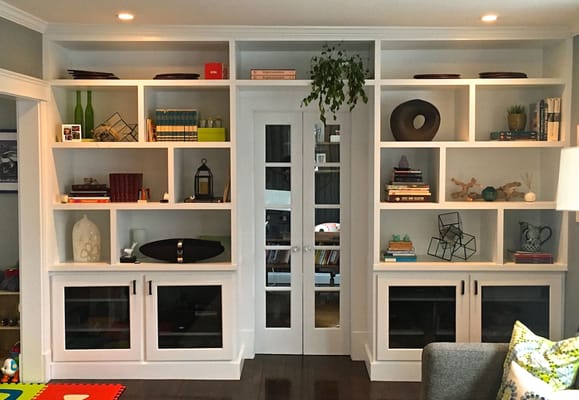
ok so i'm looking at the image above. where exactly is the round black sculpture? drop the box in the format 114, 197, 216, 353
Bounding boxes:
390, 99, 440, 141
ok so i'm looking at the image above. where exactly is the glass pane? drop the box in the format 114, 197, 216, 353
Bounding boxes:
314, 208, 340, 245
266, 124, 291, 163
64, 286, 130, 350
157, 285, 222, 349
315, 167, 340, 205
266, 209, 291, 245
315, 124, 340, 163
266, 167, 291, 199
315, 292, 340, 328
266, 291, 290, 328
315, 249, 340, 288
266, 250, 291, 287
481, 286, 549, 342
388, 286, 456, 349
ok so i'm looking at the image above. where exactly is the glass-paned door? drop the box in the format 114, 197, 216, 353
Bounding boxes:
51, 274, 142, 362
255, 111, 349, 355
376, 273, 469, 361
470, 273, 563, 342
145, 273, 233, 361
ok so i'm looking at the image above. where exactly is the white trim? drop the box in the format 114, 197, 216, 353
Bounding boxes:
0, 68, 49, 101
0, 0, 46, 33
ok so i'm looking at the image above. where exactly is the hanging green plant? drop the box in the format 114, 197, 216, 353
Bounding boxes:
301, 43, 369, 124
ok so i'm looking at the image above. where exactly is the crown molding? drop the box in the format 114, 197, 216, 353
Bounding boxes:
0, 0, 46, 33
44, 24, 573, 43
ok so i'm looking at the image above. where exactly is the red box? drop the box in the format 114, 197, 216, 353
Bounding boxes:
205, 62, 227, 79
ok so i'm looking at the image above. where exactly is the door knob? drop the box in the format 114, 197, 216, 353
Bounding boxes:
291, 246, 300, 253
303, 245, 313, 252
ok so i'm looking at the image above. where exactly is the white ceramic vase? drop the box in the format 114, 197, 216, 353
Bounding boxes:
72, 214, 101, 262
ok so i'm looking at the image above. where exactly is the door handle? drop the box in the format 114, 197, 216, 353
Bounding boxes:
132, 280, 136, 295
291, 246, 301, 253
474, 280, 479, 296
303, 245, 313, 252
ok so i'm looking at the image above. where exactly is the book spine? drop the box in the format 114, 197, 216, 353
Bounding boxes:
387, 195, 430, 202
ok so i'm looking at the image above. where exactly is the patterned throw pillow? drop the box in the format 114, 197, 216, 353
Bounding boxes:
501, 361, 579, 400
497, 321, 579, 400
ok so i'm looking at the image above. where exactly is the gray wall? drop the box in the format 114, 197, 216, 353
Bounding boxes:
0, 16, 42, 78
0, 97, 18, 268
566, 35, 579, 337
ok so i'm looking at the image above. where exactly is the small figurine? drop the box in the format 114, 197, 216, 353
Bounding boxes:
120, 242, 138, 263
398, 155, 410, 169
1, 357, 18, 383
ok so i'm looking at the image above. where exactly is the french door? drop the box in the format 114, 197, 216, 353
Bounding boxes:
254, 111, 350, 355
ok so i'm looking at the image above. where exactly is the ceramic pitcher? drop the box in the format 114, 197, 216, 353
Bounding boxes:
519, 221, 552, 252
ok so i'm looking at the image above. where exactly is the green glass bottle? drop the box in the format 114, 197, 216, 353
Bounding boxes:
73, 90, 83, 134
84, 90, 94, 139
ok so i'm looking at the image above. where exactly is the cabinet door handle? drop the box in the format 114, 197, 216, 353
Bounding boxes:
148, 280, 152, 295
474, 280, 479, 295
461, 280, 465, 295
132, 280, 136, 295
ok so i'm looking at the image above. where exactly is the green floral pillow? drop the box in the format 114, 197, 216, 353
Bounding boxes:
497, 321, 579, 400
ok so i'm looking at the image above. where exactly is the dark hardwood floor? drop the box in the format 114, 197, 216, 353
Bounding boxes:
54, 355, 421, 400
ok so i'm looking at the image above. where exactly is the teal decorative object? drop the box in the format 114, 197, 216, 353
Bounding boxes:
74, 90, 83, 130
482, 186, 497, 201
84, 90, 94, 139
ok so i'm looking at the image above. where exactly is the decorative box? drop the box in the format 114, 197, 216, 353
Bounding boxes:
204, 62, 227, 80
198, 127, 226, 142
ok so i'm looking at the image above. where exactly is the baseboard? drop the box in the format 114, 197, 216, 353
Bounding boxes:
364, 343, 421, 382
50, 348, 246, 380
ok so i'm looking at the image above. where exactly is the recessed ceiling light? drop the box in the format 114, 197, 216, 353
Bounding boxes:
117, 12, 134, 21
481, 14, 498, 22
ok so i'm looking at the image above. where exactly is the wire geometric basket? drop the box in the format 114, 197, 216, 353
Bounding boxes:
93, 112, 137, 142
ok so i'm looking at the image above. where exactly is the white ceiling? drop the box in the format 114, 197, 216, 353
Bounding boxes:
2, 0, 579, 31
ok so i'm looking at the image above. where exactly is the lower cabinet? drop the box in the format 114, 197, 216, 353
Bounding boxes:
376, 271, 564, 362
51, 272, 234, 363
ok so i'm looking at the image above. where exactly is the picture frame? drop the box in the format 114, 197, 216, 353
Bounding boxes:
61, 124, 82, 142
0, 131, 18, 192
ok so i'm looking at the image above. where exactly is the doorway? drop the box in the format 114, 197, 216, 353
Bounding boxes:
254, 111, 350, 355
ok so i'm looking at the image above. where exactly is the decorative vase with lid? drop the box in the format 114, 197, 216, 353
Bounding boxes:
72, 214, 101, 262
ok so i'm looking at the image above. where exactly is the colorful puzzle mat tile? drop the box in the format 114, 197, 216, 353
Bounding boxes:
35, 383, 125, 400
0, 383, 46, 400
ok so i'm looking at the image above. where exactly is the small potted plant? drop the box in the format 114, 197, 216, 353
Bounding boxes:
507, 104, 526, 131
302, 43, 369, 124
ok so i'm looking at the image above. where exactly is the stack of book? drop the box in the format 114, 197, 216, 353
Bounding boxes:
250, 69, 296, 80
154, 109, 198, 141
489, 130, 538, 141
383, 240, 417, 262
512, 251, 553, 264
68, 183, 110, 203
386, 167, 431, 202
529, 97, 561, 141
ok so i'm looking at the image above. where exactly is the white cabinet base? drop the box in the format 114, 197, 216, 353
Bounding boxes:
49, 349, 245, 380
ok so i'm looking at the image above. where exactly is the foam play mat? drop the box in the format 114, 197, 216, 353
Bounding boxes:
0, 384, 45, 400
0, 383, 125, 399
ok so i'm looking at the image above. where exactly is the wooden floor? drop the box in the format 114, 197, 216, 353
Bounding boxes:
56, 355, 421, 400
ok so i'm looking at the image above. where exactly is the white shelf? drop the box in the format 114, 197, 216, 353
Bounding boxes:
49, 262, 237, 272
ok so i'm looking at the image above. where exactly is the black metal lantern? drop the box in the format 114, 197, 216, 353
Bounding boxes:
194, 158, 213, 200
